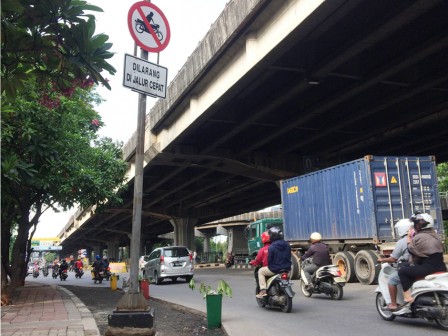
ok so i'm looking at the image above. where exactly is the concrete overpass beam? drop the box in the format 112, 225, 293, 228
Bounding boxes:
170, 217, 198, 251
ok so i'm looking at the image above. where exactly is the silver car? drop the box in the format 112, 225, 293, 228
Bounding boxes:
144, 246, 194, 285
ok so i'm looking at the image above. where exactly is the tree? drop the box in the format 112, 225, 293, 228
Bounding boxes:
1, 79, 128, 299
437, 162, 448, 193
1, 0, 115, 100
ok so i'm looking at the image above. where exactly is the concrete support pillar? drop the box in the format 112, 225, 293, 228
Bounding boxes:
92, 245, 101, 258
170, 217, 198, 251
227, 228, 234, 254
203, 235, 211, 253
107, 241, 120, 261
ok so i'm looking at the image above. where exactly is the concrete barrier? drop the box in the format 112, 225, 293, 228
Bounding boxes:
109, 262, 127, 273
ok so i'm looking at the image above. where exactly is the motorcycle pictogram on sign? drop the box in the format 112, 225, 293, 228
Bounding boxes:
128, 1, 171, 53
135, 11, 163, 41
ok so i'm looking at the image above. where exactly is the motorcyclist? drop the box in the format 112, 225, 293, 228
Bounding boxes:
102, 256, 109, 268
33, 261, 39, 276
377, 218, 413, 311
92, 255, 104, 279
256, 227, 291, 298
398, 213, 447, 304
225, 251, 235, 268
74, 259, 83, 275
250, 231, 271, 289
300, 232, 331, 290
250, 231, 270, 268
59, 259, 68, 276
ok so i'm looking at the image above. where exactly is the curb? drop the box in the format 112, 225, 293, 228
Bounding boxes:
232, 264, 254, 269
195, 263, 225, 269
58, 286, 101, 336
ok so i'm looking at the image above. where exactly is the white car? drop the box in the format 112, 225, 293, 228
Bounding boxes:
144, 246, 194, 285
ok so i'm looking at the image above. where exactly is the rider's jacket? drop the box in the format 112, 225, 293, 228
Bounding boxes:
250, 243, 270, 267
268, 239, 291, 273
301, 242, 331, 267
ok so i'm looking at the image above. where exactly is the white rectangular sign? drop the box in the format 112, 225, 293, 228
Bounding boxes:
123, 53, 168, 98
32, 245, 62, 251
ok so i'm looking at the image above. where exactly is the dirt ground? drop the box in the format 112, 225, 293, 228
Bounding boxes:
63, 285, 224, 336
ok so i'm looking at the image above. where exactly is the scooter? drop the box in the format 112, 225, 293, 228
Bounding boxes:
92, 270, 104, 284
42, 267, 49, 277
225, 258, 235, 269
32, 269, 39, 278
375, 263, 448, 330
254, 266, 295, 313
104, 267, 111, 281
59, 269, 68, 281
75, 266, 84, 279
52, 266, 58, 279
300, 258, 346, 300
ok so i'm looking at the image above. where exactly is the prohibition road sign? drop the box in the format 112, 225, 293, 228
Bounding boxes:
128, 1, 171, 53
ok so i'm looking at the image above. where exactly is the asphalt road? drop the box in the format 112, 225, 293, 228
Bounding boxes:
27, 267, 448, 336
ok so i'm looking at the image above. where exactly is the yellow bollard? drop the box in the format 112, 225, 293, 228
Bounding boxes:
110, 274, 117, 291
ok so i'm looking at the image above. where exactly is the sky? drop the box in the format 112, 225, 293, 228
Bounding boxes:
34, 0, 230, 238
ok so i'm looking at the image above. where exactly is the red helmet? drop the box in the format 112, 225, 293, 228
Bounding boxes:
261, 231, 270, 244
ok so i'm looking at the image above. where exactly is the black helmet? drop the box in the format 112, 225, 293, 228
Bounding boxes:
268, 227, 282, 241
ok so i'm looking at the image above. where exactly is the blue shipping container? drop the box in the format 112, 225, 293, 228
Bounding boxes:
281, 156, 443, 244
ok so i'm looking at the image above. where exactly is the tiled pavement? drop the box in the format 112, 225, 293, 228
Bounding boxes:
1, 284, 99, 336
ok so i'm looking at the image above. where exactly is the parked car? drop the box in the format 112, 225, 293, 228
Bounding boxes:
144, 246, 194, 285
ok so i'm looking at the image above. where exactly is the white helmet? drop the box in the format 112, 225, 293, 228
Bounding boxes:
394, 219, 413, 237
413, 213, 434, 229
310, 232, 322, 241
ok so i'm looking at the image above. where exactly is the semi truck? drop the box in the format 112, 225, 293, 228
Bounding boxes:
248, 155, 444, 284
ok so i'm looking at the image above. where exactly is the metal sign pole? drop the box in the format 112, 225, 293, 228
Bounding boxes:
117, 0, 170, 310
116, 1, 150, 310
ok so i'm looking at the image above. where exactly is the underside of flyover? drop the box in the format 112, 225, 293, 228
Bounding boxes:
61, 0, 448, 253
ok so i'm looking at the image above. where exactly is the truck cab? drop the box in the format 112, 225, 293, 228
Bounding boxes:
247, 218, 283, 258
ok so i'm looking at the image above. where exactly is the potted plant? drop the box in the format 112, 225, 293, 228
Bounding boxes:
188, 279, 232, 329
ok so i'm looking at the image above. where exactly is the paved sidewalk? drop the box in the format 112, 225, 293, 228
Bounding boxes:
1, 283, 99, 336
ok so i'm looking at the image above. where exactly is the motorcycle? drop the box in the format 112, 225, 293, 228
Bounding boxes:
375, 263, 448, 330
225, 258, 235, 269
104, 267, 111, 281
254, 266, 295, 313
75, 267, 84, 279
42, 267, 49, 277
300, 258, 346, 300
32, 269, 39, 278
59, 269, 68, 281
92, 270, 104, 284
52, 266, 58, 279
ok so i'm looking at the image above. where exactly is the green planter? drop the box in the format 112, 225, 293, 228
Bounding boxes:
206, 294, 222, 328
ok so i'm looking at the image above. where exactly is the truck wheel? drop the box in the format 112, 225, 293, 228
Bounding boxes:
333, 251, 356, 283
290, 254, 300, 280
354, 250, 380, 285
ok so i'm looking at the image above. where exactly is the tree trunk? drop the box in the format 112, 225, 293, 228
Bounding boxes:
9, 213, 32, 289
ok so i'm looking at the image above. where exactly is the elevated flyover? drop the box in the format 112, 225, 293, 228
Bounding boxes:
58, 0, 448, 256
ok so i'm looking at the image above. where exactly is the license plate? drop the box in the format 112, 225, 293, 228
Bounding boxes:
334, 277, 346, 283
172, 261, 182, 267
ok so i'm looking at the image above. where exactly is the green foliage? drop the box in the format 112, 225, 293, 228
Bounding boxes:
1, 0, 116, 100
437, 162, 448, 193
189, 279, 232, 299
1, 77, 128, 289
194, 237, 204, 253
44, 252, 56, 263
1, 79, 128, 213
